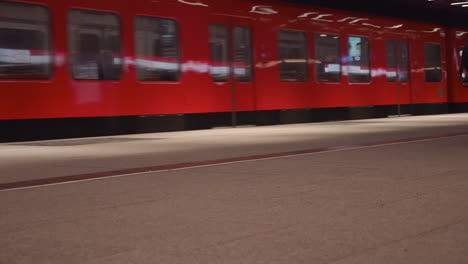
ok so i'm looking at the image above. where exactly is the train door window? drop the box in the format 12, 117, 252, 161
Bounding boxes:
68, 9, 122, 80
347, 36, 371, 83
459, 45, 468, 83
424, 43, 442, 82
0, 2, 51, 79
278, 30, 308, 82
385, 40, 397, 82
135, 16, 180, 81
399, 41, 410, 83
315, 33, 341, 83
210, 24, 229, 82
233, 26, 252, 82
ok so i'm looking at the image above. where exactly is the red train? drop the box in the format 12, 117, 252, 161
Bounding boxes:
1, 0, 468, 141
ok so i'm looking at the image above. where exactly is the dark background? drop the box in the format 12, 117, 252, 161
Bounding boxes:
281, 0, 468, 26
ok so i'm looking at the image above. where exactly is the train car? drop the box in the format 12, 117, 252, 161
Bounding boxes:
0, 0, 467, 142
447, 28, 468, 112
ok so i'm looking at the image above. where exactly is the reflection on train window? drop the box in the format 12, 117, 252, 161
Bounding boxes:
424, 43, 442, 82
68, 9, 122, 80
459, 45, 468, 83
386, 40, 410, 83
278, 30, 308, 82
0, 2, 51, 79
135, 16, 180, 81
233, 26, 253, 82
347, 36, 370, 83
399, 41, 410, 83
315, 33, 341, 83
385, 40, 397, 82
210, 24, 229, 82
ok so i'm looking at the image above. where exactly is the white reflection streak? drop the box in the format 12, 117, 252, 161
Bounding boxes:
450, 1, 468, 5
255, 61, 280, 68
324, 64, 340, 73
362, 23, 381, 28
371, 68, 387, 77
177, 0, 208, 7
182, 60, 209, 73
385, 24, 403, 29
338, 17, 357, 22
210, 66, 229, 76
136, 59, 178, 70
349, 18, 369, 24
297, 12, 318, 18
348, 65, 370, 75
0, 48, 51, 64
422, 27, 441, 33
311, 14, 333, 22
55, 54, 65, 66
124, 57, 134, 66
250, 5, 279, 15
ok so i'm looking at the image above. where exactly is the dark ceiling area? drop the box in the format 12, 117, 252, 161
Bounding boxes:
282, 0, 468, 26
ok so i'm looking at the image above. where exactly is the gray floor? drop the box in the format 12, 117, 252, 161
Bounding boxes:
1, 114, 468, 263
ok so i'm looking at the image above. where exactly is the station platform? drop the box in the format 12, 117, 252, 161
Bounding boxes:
1, 114, 468, 263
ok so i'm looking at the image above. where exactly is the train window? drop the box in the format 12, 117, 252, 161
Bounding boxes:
459, 45, 468, 83
135, 16, 180, 81
347, 36, 371, 83
233, 26, 253, 82
210, 24, 229, 82
278, 30, 308, 82
68, 9, 122, 80
315, 33, 341, 83
399, 41, 410, 83
0, 2, 51, 79
424, 43, 442, 82
386, 40, 410, 83
385, 40, 397, 82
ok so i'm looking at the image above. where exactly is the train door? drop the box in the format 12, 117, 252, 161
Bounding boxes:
457, 43, 468, 85
209, 15, 255, 126
386, 38, 411, 116
412, 36, 446, 106
447, 30, 468, 105
396, 39, 411, 115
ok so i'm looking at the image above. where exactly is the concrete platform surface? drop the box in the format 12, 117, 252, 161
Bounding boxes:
1, 114, 468, 263
2, 113, 468, 185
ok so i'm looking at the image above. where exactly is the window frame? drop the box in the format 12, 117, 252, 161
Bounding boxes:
278, 29, 309, 83
134, 15, 181, 82
314, 32, 342, 83
0, 1, 53, 80
385, 40, 397, 83
347, 35, 371, 84
233, 25, 253, 83
423, 42, 443, 83
398, 40, 410, 83
209, 23, 230, 83
458, 44, 468, 84
384, 40, 410, 83
67, 8, 123, 81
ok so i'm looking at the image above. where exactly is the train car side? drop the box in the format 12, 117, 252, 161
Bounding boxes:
0, 0, 466, 141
